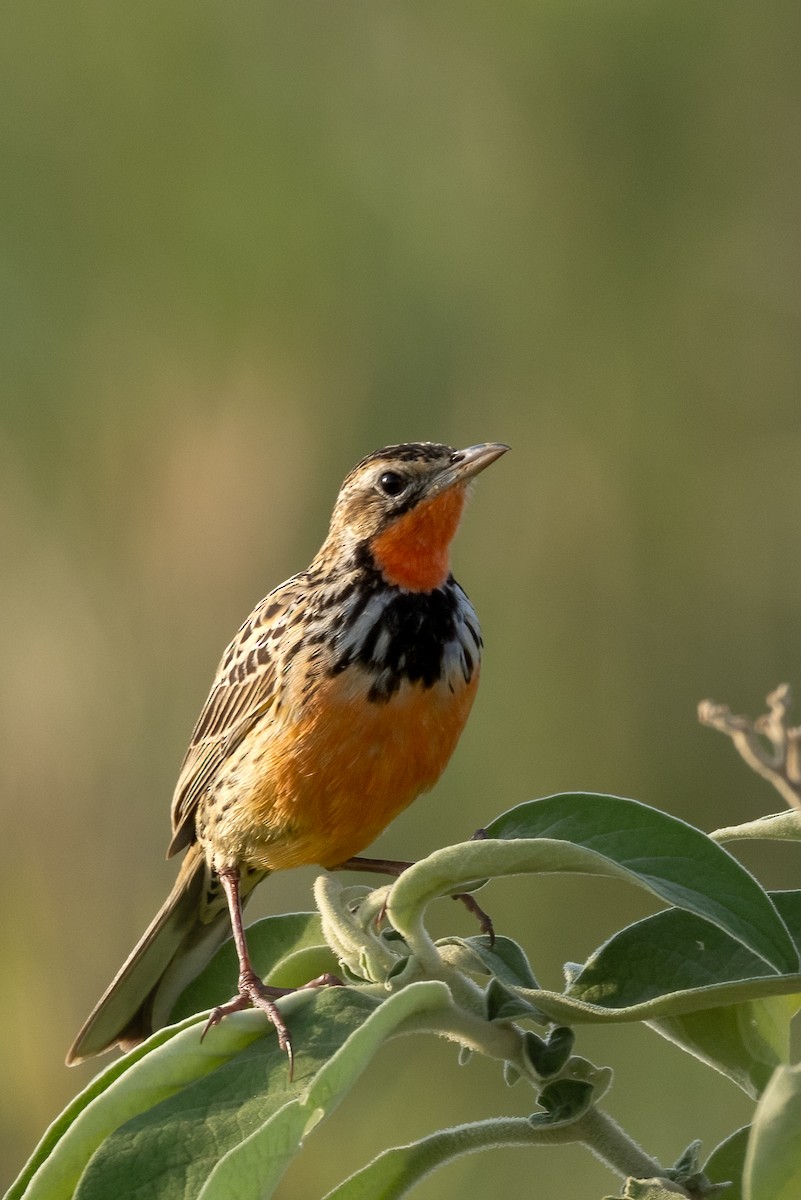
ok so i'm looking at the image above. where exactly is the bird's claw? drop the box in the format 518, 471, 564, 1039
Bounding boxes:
200, 971, 294, 1072
200, 970, 345, 1079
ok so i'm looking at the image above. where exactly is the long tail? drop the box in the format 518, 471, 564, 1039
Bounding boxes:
67, 845, 264, 1065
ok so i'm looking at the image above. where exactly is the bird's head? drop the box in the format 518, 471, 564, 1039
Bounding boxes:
321, 441, 509, 592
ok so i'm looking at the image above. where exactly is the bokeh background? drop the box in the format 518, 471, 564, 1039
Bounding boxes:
2, 2, 800, 1195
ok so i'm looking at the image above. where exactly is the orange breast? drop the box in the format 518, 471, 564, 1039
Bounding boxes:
218, 666, 480, 872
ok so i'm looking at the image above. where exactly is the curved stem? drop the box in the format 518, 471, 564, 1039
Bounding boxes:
570, 1107, 667, 1182
314, 874, 399, 980
396, 1002, 532, 1072
322, 1105, 675, 1200
322, 1117, 590, 1200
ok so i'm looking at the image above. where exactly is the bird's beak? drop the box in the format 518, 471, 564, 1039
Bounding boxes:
430, 442, 510, 494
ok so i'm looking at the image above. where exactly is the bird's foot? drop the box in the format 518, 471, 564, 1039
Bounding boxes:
200, 969, 344, 1078
202, 969, 293, 1067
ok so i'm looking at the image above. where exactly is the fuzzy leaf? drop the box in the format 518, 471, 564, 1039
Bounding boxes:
437, 934, 540, 989
70, 983, 451, 1200
704, 1126, 749, 1200
10, 1010, 268, 1200
389, 795, 797, 977
744, 1063, 801, 1200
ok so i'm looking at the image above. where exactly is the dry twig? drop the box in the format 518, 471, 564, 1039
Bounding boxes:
698, 683, 801, 811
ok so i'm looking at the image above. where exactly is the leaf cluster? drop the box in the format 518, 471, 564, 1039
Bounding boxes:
8, 793, 801, 1200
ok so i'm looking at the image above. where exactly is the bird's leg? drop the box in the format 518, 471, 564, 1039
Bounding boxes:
201, 868, 341, 1075
335, 855, 495, 944
201, 867, 295, 1069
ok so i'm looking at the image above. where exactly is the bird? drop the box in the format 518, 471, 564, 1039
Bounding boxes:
67, 440, 509, 1068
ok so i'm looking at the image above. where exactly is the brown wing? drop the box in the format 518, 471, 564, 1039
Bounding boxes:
167, 579, 302, 857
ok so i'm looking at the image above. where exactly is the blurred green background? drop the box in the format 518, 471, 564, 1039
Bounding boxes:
2, 1, 800, 1195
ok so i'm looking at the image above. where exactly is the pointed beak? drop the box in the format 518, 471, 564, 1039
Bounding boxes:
431, 442, 510, 493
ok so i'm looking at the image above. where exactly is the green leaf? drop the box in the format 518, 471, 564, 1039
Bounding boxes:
199, 981, 454, 1200
534, 1027, 575, 1077
437, 934, 540, 989
9, 1010, 267, 1200
72, 990, 371, 1200
704, 1126, 749, 1200
744, 1063, 801, 1200
565, 896, 801, 1095
713, 811, 801, 844
512, 970, 801, 1032
660, 1138, 730, 1196
666, 1138, 702, 1180
503, 1061, 522, 1086
771, 890, 801, 955
485, 978, 540, 1022
485, 795, 798, 974
653, 999, 792, 1098
386, 954, 414, 982
388, 795, 797, 977
521, 1028, 577, 1079
496, 903, 801, 1032
566, 892, 801, 1013
535, 1078, 594, 1123
569, 908, 781, 1007
73, 983, 451, 1200
170, 912, 335, 1022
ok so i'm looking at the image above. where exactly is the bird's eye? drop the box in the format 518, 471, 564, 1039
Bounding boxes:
378, 471, 407, 497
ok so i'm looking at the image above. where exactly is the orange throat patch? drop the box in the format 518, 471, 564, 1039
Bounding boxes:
370, 485, 467, 592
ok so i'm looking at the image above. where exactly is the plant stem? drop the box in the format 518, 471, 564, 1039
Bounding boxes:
396, 1002, 532, 1069
572, 1106, 669, 1182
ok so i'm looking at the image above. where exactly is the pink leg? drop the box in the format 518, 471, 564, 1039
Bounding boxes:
201, 868, 340, 1077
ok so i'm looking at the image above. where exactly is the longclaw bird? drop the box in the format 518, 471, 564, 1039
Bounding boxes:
67, 441, 509, 1066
